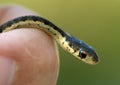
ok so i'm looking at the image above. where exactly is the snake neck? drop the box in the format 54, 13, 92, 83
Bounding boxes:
0, 16, 66, 39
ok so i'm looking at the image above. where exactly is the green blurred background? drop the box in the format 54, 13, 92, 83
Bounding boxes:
1, 0, 120, 85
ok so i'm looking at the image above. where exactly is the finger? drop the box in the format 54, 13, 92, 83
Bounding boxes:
0, 5, 59, 85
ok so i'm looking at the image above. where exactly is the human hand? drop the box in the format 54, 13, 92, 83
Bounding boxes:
0, 5, 59, 85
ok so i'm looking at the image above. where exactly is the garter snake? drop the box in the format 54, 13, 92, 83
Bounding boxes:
0, 15, 99, 65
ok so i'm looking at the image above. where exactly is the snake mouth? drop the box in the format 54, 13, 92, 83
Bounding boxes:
81, 55, 99, 65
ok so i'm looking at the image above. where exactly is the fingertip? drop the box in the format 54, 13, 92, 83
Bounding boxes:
0, 5, 36, 24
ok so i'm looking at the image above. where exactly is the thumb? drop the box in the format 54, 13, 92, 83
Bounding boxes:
0, 5, 59, 85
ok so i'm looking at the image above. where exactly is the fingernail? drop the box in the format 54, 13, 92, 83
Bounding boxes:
0, 57, 16, 85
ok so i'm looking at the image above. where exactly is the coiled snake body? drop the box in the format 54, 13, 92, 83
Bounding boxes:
0, 15, 99, 65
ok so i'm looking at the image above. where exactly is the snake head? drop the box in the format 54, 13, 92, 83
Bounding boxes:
66, 35, 99, 65
78, 44, 99, 65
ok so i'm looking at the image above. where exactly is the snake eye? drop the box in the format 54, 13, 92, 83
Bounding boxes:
79, 51, 87, 59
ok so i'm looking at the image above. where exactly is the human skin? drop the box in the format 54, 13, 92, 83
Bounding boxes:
0, 5, 59, 85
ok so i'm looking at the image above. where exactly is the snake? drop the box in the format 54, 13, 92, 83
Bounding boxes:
0, 15, 99, 65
